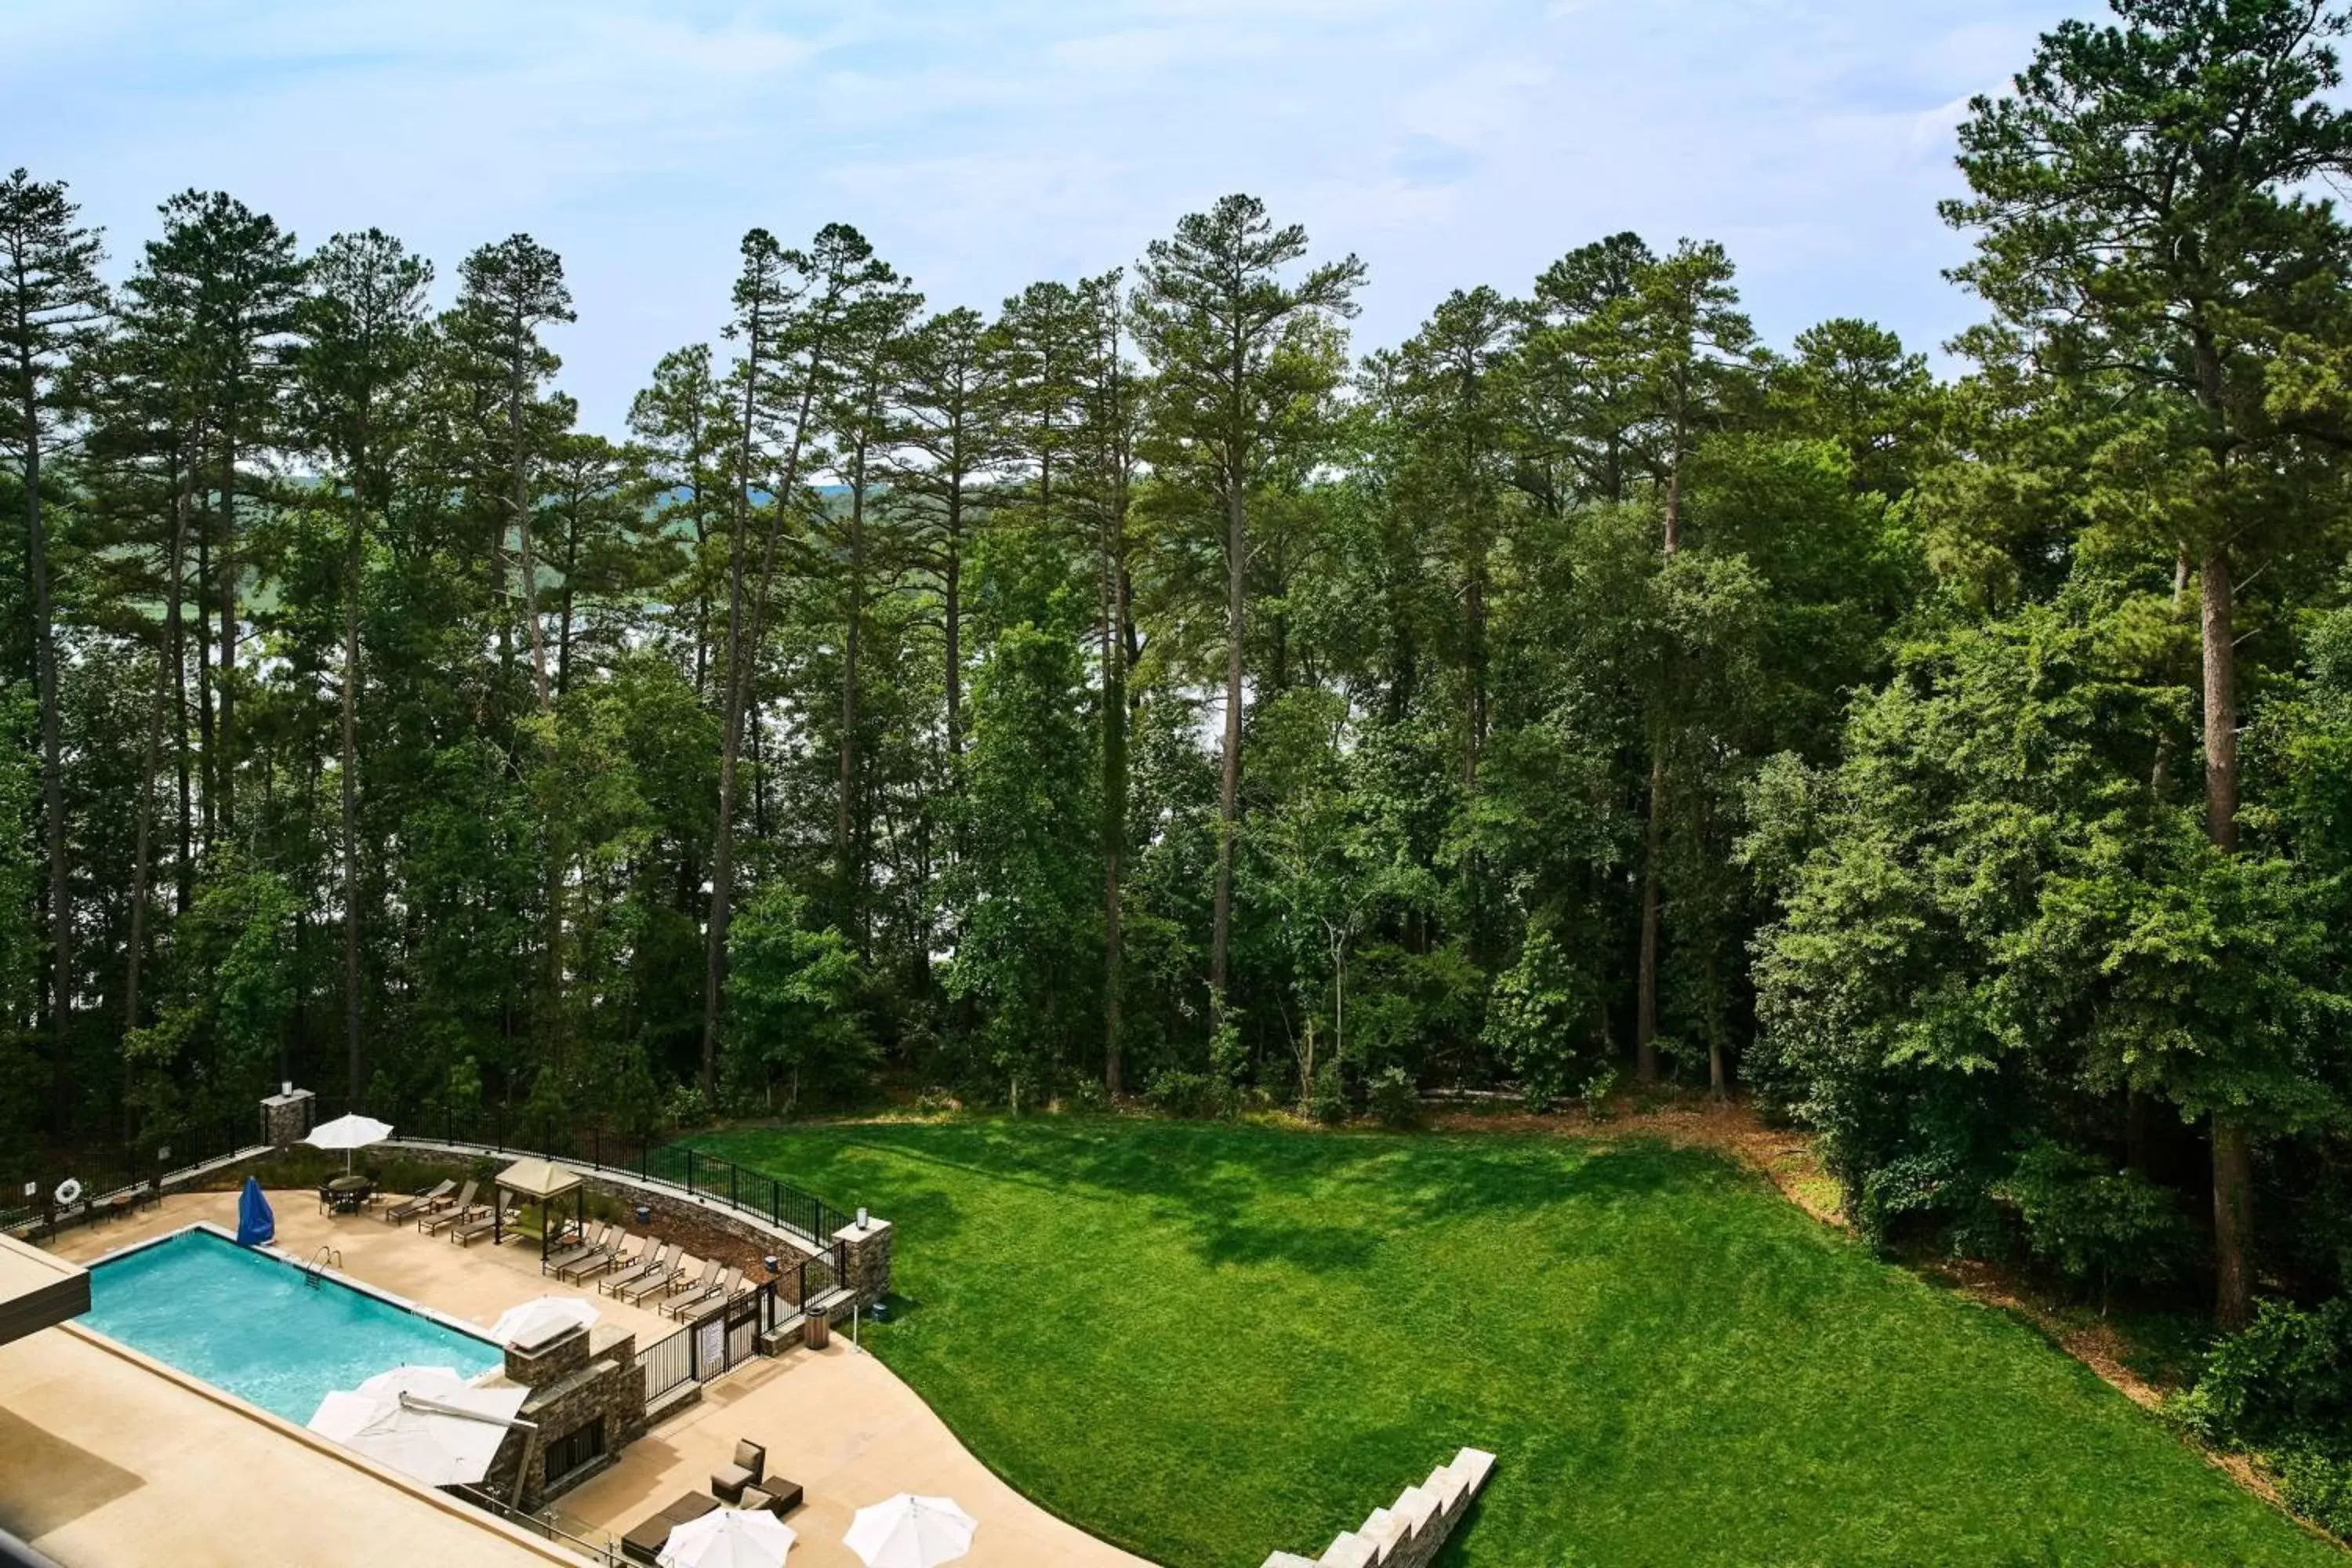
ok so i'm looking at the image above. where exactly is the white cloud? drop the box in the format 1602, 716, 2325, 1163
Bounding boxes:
6, 0, 2083, 426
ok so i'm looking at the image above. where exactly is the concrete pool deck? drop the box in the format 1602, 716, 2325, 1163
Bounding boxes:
10, 1191, 1152, 1568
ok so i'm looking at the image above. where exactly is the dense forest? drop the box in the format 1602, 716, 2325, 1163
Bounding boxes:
13, 0, 2352, 1375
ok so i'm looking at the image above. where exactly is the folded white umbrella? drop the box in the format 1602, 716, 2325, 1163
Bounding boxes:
306, 1372, 526, 1488
659, 1508, 796, 1568
302, 1112, 395, 1172
489, 1294, 600, 1348
844, 1495, 977, 1568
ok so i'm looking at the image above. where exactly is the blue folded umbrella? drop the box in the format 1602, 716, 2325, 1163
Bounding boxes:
235, 1174, 275, 1247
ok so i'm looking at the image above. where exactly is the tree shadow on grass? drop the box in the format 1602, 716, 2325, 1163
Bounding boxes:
725, 1120, 1737, 1280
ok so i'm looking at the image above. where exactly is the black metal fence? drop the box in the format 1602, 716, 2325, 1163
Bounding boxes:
636, 1279, 789, 1402
648, 1146, 855, 1250
1, 1109, 263, 1240
638, 1323, 695, 1404
310, 1091, 854, 1250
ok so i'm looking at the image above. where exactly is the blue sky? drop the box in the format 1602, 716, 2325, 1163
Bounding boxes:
4, 0, 2083, 433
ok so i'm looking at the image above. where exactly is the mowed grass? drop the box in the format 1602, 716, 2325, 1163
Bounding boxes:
695, 1118, 2339, 1568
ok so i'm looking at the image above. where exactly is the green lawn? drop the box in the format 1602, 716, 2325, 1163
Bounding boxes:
694, 1118, 2339, 1568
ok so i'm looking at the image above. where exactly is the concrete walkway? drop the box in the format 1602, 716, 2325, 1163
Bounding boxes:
29, 1191, 1155, 1568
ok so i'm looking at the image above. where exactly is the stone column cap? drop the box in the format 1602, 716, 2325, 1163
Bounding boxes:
833, 1216, 891, 1244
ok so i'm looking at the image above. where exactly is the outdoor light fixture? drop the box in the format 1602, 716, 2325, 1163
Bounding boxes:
763, 1254, 779, 1275
281, 1081, 292, 1097
856, 1207, 869, 1229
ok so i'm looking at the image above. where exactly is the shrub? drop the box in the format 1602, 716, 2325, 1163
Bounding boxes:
911, 1087, 959, 1116
1483, 924, 1594, 1112
2170, 1297, 2352, 1537
1368, 1066, 1419, 1129
1991, 1142, 2190, 1302
1308, 1059, 1348, 1125
2172, 1298, 2352, 1453
1067, 1078, 1110, 1113
1148, 1069, 1232, 1120
1581, 1068, 1620, 1122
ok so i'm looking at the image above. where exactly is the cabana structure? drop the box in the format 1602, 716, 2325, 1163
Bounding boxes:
493, 1158, 585, 1260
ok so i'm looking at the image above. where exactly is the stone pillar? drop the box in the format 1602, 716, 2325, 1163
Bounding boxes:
833, 1215, 894, 1307
260, 1087, 315, 1149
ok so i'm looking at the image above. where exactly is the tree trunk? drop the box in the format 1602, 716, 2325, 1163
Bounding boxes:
1635, 750, 1666, 1083
512, 354, 551, 713
944, 483, 964, 760
1635, 413, 1685, 1085
340, 496, 366, 1105
20, 356, 69, 1054
1209, 477, 1245, 1034
838, 439, 866, 940
1102, 495, 1130, 1096
2214, 1116, 2254, 1330
2201, 545, 2254, 1327
702, 340, 822, 1098
129, 462, 195, 1051
217, 434, 238, 836
195, 505, 215, 848
173, 495, 194, 915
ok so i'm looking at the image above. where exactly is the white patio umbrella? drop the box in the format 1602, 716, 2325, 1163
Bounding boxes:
658, 1508, 796, 1568
302, 1112, 394, 1172
306, 1371, 527, 1488
844, 1495, 977, 1568
488, 1294, 600, 1348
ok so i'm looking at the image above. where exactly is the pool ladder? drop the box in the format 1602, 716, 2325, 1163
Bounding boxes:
303, 1244, 341, 1288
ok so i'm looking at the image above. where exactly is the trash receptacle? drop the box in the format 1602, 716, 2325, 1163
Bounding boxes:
804, 1312, 831, 1350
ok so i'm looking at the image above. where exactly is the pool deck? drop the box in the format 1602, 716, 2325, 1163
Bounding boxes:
9, 1191, 1153, 1568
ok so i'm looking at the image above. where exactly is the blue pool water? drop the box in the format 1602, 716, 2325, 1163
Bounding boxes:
84, 1226, 503, 1421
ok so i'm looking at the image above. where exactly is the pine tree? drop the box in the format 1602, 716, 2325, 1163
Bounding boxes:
0, 169, 106, 1067
1134, 194, 1363, 1036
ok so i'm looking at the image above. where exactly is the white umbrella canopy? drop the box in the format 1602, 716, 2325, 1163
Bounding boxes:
659, 1508, 796, 1568
306, 1372, 526, 1488
844, 1495, 977, 1568
302, 1112, 394, 1171
489, 1294, 600, 1348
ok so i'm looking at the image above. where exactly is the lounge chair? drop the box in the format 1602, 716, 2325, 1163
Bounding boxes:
451, 1194, 519, 1247
618, 1249, 687, 1305
710, 1440, 766, 1506
564, 1230, 634, 1284
653, 1257, 719, 1313
544, 1222, 613, 1278
600, 1240, 669, 1296
384, 1180, 456, 1225
419, 1179, 481, 1235
666, 1265, 741, 1322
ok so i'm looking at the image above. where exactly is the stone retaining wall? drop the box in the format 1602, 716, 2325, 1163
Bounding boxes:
1261, 1448, 1495, 1568
376, 1138, 892, 1308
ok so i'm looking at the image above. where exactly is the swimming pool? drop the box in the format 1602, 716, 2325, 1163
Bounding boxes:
83, 1225, 504, 1422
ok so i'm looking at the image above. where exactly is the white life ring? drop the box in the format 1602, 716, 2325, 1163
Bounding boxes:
53, 1178, 82, 1207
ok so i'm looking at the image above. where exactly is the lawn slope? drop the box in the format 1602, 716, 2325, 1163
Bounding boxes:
697, 1119, 2338, 1568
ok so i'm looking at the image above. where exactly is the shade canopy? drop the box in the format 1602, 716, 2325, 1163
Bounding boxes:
659, 1508, 796, 1568
494, 1158, 583, 1202
307, 1367, 528, 1488
488, 1294, 600, 1348
844, 1495, 976, 1568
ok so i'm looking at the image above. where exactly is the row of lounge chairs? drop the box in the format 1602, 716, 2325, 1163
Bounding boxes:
390, 1178, 521, 1247
542, 1224, 750, 1318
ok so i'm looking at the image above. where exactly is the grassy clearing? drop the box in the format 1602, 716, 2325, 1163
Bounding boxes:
696, 1117, 2338, 1568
